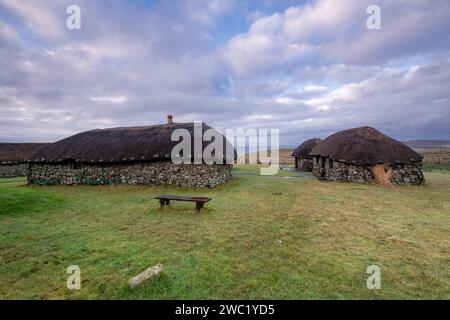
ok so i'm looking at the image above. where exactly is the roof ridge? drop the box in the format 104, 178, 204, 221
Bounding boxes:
86, 122, 200, 132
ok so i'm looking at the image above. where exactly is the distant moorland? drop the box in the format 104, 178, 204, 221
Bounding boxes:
403, 140, 450, 149
240, 145, 450, 167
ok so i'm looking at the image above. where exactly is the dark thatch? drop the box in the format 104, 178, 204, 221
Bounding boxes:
310, 126, 422, 166
292, 138, 322, 158
31, 122, 236, 164
0, 143, 49, 164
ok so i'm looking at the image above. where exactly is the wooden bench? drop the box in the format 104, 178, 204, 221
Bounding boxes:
155, 195, 212, 212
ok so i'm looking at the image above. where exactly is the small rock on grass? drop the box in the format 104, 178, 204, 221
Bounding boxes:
128, 263, 164, 289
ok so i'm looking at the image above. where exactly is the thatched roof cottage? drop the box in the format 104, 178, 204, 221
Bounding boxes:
292, 138, 322, 171
0, 143, 48, 178
310, 127, 424, 185
29, 117, 235, 187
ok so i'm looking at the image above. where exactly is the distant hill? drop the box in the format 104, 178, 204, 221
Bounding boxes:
404, 140, 450, 149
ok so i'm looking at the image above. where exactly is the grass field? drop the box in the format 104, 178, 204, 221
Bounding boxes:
0, 166, 449, 299
421, 149, 450, 165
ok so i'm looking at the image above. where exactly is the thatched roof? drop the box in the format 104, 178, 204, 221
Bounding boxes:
0, 143, 48, 164
310, 127, 422, 165
31, 122, 236, 164
292, 138, 322, 158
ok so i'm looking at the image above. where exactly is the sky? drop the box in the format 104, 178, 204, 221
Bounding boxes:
1, 0, 450, 146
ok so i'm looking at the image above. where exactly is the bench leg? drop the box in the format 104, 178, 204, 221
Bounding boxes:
196, 202, 204, 212
165, 200, 170, 207
159, 199, 165, 208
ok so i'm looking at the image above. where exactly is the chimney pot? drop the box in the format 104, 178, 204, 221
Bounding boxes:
167, 115, 173, 125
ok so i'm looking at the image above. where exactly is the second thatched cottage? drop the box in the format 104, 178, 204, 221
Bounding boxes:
310, 127, 424, 185
28, 116, 235, 188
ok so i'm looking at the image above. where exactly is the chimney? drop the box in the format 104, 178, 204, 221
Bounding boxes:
167, 115, 173, 125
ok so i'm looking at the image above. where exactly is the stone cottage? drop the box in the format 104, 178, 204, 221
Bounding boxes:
310, 126, 424, 185
292, 138, 322, 171
28, 117, 236, 188
0, 143, 48, 178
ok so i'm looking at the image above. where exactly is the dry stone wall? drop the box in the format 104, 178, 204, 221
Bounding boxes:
298, 158, 314, 171
312, 156, 424, 185
28, 161, 233, 188
390, 164, 424, 185
312, 156, 325, 177
0, 164, 28, 178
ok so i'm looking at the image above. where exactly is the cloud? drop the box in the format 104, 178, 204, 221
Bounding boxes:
184, 0, 236, 25
294, 59, 450, 138
0, 0, 67, 40
223, 0, 450, 75
91, 96, 128, 104
0, 0, 449, 146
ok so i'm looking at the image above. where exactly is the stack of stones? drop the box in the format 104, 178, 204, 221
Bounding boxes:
312, 157, 424, 185
298, 158, 314, 171
28, 162, 233, 188
0, 164, 28, 178
390, 165, 424, 185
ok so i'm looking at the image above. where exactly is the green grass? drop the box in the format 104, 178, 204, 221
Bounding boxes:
424, 163, 450, 173
0, 166, 449, 299
0, 186, 66, 217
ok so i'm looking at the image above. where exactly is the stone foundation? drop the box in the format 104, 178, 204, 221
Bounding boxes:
390, 164, 425, 185
296, 158, 314, 171
0, 164, 28, 178
28, 161, 233, 188
312, 156, 424, 185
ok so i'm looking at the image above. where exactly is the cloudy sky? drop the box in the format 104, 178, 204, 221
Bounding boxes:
1, 0, 449, 146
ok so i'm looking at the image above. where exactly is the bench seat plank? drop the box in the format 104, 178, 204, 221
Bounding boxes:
155, 195, 211, 211
155, 195, 211, 203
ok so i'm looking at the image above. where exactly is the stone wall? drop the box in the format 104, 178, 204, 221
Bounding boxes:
298, 158, 314, 171
0, 164, 28, 178
312, 156, 424, 185
28, 161, 233, 188
312, 156, 325, 178
390, 164, 424, 185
